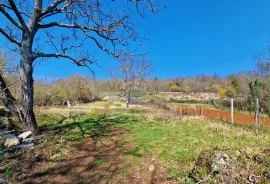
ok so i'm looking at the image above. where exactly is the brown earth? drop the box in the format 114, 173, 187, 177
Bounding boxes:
174, 106, 270, 126
7, 126, 177, 184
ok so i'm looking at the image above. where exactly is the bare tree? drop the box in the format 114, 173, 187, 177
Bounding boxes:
0, 0, 162, 133
111, 56, 151, 108
254, 43, 270, 116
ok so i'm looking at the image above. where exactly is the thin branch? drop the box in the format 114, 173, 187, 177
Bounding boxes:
33, 52, 95, 74
41, 0, 65, 16
0, 3, 30, 18
8, 0, 27, 30
38, 22, 95, 29
0, 28, 21, 47
0, 6, 23, 30
40, 1, 74, 20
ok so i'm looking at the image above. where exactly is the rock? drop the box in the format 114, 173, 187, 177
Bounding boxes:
235, 150, 241, 157
149, 165, 155, 172
245, 148, 253, 159
3, 134, 20, 148
16, 143, 34, 150
50, 153, 61, 160
60, 148, 69, 155
0, 177, 5, 184
189, 150, 236, 183
22, 138, 39, 144
211, 151, 236, 173
18, 131, 32, 140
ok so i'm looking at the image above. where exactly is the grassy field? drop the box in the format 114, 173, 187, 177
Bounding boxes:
2, 100, 270, 183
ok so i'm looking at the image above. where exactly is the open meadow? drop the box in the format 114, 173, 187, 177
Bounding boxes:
1, 99, 270, 183
1, 1, 270, 183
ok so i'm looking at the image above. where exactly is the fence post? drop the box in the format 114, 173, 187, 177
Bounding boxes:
231, 97, 234, 124
255, 98, 259, 135
67, 100, 71, 107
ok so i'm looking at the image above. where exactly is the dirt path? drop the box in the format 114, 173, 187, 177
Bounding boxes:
18, 126, 173, 184
174, 106, 270, 126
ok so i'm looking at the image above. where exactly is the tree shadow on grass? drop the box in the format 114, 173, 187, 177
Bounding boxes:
21, 114, 149, 184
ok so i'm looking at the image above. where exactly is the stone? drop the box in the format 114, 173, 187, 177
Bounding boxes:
18, 131, 32, 140
189, 150, 236, 183
16, 143, 34, 150
60, 148, 69, 155
50, 153, 61, 160
3, 134, 20, 148
211, 151, 236, 172
235, 150, 241, 157
0, 177, 5, 184
22, 138, 39, 144
149, 165, 155, 172
245, 148, 253, 159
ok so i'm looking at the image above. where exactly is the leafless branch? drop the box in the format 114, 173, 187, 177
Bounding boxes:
0, 6, 23, 30
7, 0, 27, 30
41, 0, 65, 17
0, 28, 21, 47
33, 52, 96, 74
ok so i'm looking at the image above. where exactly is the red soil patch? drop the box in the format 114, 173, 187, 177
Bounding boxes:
174, 106, 270, 126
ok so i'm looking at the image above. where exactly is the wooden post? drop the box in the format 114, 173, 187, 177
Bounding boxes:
200, 107, 203, 116
231, 97, 234, 124
180, 106, 182, 116
67, 100, 71, 107
255, 98, 259, 135
194, 105, 197, 115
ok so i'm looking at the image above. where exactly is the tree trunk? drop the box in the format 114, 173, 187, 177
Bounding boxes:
0, 73, 23, 129
19, 40, 38, 133
126, 90, 130, 109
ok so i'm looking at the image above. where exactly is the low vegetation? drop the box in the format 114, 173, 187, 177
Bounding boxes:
1, 100, 269, 183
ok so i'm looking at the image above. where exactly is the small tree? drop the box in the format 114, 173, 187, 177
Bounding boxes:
254, 43, 270, 116
111, 56, 151, 108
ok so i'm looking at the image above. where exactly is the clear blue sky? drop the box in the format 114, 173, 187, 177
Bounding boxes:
2, 0, 270, 79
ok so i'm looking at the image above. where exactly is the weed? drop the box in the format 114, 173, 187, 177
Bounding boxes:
94, 171, 103, 179
42, 163, 59, 173
124, 147, 142, 158
119, 169, 130, 177
2, 169, 12, 177
94, 157, 105, 169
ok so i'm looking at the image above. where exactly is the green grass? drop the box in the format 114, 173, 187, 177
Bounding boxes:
114, 109, 270, 176
93, 157, 105, 169
34, 101, 270, 180
42, 163, 59, 173
119, 169, 130, 177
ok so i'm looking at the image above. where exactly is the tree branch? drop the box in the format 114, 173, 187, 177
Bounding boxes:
38, 22, 95, 30
8, 0, 27, 30
33, 52, 95, 74
0, 6, 23, 30
41, 0, 65, 16
0, 28, 21, 47
39, 21, 125, 44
